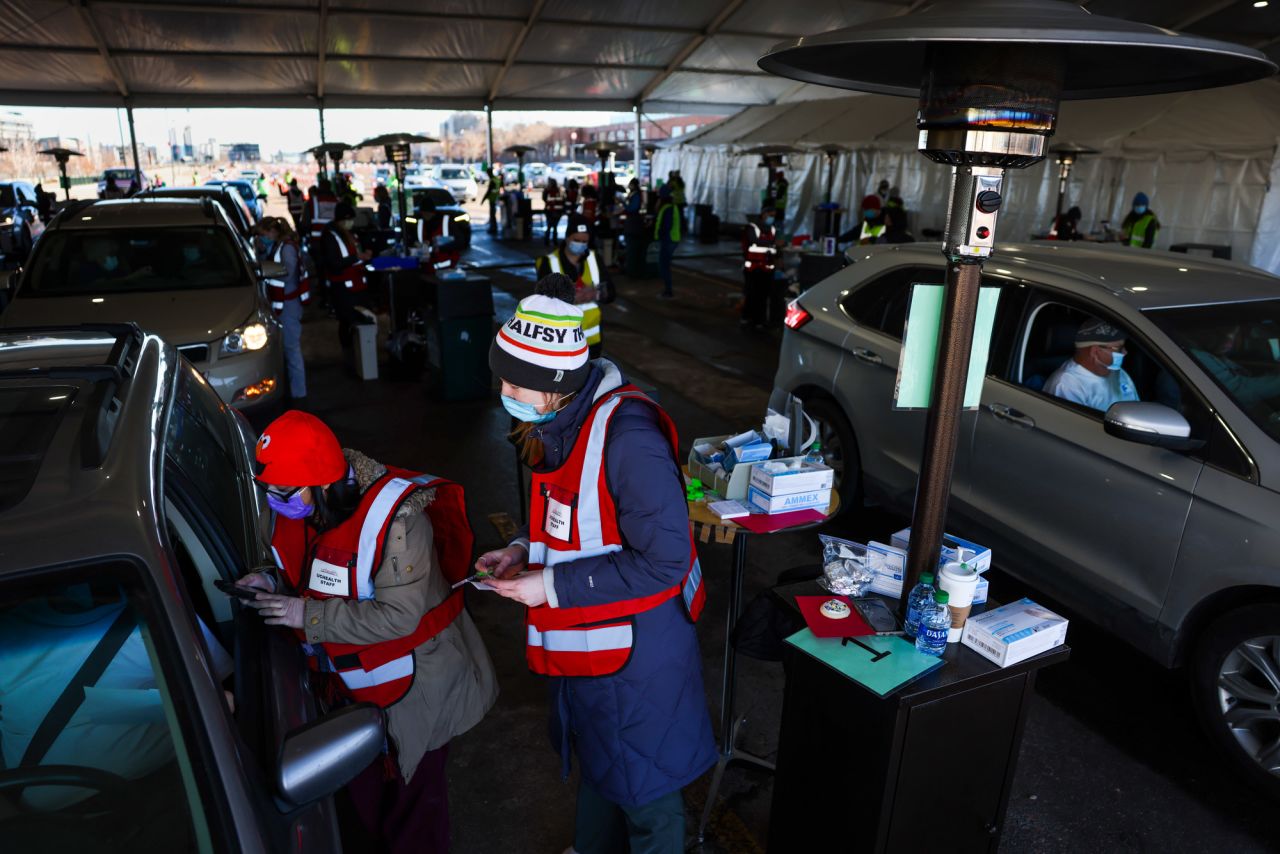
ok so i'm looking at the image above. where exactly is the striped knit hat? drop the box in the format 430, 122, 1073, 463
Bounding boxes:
490, 274, 591, 393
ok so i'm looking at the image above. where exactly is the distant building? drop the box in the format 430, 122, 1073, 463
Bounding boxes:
225, 143, 260, 163
542, 115, 723, 161
0, 113, 34, 148
440, 112, 481, 138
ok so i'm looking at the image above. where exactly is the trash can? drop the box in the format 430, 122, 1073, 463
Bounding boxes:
423, 272, 494, 401
698, 212, 720, 244
351, 306, 379, 381
517, 197, 534, 241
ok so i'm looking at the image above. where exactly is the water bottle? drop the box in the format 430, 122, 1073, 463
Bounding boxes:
914, 590, 951, 657
902, 572, 936, 639
804, 441, 824, 465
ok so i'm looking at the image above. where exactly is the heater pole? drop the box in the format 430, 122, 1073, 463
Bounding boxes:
1054, 159, 1069, 225
898, 165, 1001, 619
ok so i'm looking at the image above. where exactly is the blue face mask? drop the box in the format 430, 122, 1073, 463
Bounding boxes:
566, 240, 588, 256
102, 255, 119, 272
1107, 351, 1125, 371
502, 394, 556, 423
267, 491, 314, 519
762, 216, 775, 226
1133, 205, 1148, 215
183, 246, 201, 264
864, 209, 878, 220
260, 237, 275, 252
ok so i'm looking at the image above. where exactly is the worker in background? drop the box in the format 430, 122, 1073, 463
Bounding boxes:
542, 177, 565, 245
577, 183, 599, 243
303, 176, 339, 256
1121, 192, 1160, 249
883, 189, 914, 244
669, 170, 687, 234
280, 178, 306, 232
653, 183, 681, 301
320, 201, 372, 348
564, 179, 581, 235
763, 168, 789, 230
414, 195, 461, 274
257, 216, 309, 404
485, 165, 501, 235
857, 194, 885, 243
1051, 205, 1084, 241
742, 203, 779, 330
241, 411, 497, 854
877, 178, 890, 203
336, 172, 361, 208
535, 223, 610, 357
374, 184, 394, 230
480, 276, 714, 854
623, 177, 645, 250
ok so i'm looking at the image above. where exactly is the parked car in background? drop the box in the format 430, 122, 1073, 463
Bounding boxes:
404, 166, 434, 192
0, 180, 45, 264
526, 162, 548, 188
435, 163, 479, 204
137, 185, 257, 241
774, 241, 1280, 794
375, 166, 393, 186
0, 198, 284, 414
411, 186, 472, 248
206, 179, 263, 221
98, 168, 150, 199
549, 162, 591, 185
0, 324, 384, 852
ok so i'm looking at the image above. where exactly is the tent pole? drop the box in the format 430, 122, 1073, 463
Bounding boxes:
634, 104, 642, 188
318, 102, 328, 181
485, 103, 494, 169
126, 105, 142, 189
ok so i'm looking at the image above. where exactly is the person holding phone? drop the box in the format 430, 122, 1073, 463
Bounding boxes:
237, 410, 497, 854
477, 274, 715, 854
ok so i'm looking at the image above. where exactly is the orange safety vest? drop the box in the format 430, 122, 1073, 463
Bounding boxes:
524, 376, 706, 678
580, 197, 598, 223
324, 227, 368, 292
270, 468, 474, 707
265, 238, 311, 314
743, 222, 777, 271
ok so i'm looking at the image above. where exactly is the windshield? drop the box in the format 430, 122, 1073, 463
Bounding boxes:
22, 227, 245, 295
439, 167, 466, 180
0, 571, 211, 851
1148, 299, 1280, 443
414, 189, 455, 209
208, 182, 253, 204
104, 170, 133, 182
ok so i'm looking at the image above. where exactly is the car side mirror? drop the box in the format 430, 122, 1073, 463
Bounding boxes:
276, 703, 384, 808
260, 260, 286, 279
1104, 401, 1206, 451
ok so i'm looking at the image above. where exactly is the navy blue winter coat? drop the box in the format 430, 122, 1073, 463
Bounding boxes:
516, 360, 716, 807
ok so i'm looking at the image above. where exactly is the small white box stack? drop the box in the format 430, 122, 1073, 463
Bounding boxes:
960, 598, 1068, 667
746, 458, 834, 515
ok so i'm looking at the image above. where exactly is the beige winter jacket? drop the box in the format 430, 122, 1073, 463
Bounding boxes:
297, 449, 498, 782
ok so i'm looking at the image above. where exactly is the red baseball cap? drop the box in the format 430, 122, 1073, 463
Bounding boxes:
255, 410, 347, 487
861, 194, 882, 211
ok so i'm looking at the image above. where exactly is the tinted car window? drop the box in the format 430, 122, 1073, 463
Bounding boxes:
0, 184, 15, 207
413, 189, 457, 209
0, 572, 208, 851
166, 368, 248, 559
22, 227, 243, 295
840, 265, 943, 339
0, 385, 73, 512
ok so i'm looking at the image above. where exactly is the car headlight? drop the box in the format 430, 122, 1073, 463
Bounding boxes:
0, 216, 11, 226
223, 322, 269, 354
453, 214, 470, 223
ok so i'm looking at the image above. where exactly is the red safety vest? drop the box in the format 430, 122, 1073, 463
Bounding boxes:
270, 468, 474, 708
265, 238, 311, 314
545, 187, 564, 214
308, 190, 338, 243
524, 373, 706, 678
324, 227, 368, 292
743, 222, 777, 272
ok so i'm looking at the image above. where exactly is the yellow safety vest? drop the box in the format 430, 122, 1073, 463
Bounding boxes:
542, 251, 602, 347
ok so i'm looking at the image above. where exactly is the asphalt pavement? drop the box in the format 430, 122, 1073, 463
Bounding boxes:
275, 199, 1278, 852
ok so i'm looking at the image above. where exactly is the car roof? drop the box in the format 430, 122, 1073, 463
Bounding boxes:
51, 197, 221, 229
0, 324, 173, 575
867, 242, 1280, 311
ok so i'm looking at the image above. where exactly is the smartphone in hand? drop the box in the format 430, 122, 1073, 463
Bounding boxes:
214, 579, 262, 601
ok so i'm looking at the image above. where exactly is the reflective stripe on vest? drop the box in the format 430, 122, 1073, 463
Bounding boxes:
542, 251, 602, 344
336, 654, 413, 691
860, 221, 885, 243
325, 229, 367, 291
745, 223, 777, 270
266, 241, 311, 310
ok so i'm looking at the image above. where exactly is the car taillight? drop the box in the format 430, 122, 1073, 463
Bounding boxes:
784, 300, 812, 330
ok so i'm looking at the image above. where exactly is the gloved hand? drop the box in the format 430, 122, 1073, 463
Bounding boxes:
249, 593, 305, 628
236, 571, 276, 593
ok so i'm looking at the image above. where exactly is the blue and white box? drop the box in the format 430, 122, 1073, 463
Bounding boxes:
961, 598, 1068, 667
890, 527, 992, 604
746, 485, 831, 514
748, 457, 835, 496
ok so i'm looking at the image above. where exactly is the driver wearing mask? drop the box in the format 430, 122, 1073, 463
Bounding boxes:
77, 237, 151, 287
237, 411, 497, 853
535, 223, 610, 358
1044, 318, 1140, 412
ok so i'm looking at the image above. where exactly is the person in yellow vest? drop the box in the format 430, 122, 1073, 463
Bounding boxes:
1121, 192, 1160, 249
653, 183, 681, 300
239, 410, 497, 853
535, 223, 612, 358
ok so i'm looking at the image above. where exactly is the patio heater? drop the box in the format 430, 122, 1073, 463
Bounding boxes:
504, 144, 536, 188
1049, 144, 1098, 231
583, 141, 620, 187
358, 133, 438, 250
759, 0, 1275, 620
742, 144, 797, 213
38, 147, 84, 201
305, 142, 354, 185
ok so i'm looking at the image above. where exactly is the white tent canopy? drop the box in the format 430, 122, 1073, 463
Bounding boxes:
652, 80, 1280, 272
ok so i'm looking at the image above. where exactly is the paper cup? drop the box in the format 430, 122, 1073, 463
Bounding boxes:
939, 562, 979, 642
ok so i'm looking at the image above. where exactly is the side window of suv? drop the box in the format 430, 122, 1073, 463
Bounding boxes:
840, 265, 945, 340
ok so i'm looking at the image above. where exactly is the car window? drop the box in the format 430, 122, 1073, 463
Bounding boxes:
1016, 292, 1252, 477
166, 367, 252, 562
840, 264, 1014, 345
0, 569, 212, 851
22, 227, 244, 295
0, 185, 15, 207
440, 167, 465, 179
414, 189, 456, 209
0, 385, 73, 512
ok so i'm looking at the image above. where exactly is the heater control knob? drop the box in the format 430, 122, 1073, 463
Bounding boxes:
976, 190, 1003, 214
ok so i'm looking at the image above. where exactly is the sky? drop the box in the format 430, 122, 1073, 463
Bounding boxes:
0, 105, 642, 155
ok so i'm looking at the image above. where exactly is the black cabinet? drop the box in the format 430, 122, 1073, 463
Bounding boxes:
768, 585, 1068, 853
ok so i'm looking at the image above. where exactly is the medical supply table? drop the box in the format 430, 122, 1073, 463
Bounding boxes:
767, 579, 1070, 853
685, 484, 840, 844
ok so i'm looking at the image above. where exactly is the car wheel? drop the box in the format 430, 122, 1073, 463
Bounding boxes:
1191, 603, 1280, 798
801, 397, 861, 514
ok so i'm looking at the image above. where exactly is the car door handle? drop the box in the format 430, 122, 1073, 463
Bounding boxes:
983, 402, 1036, 429
852, 347, 882, 366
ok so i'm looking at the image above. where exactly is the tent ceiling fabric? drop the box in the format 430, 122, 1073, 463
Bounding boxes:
0, 0, 1277, 110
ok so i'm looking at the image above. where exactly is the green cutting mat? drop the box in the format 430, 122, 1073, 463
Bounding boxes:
785, 628, 945, 697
